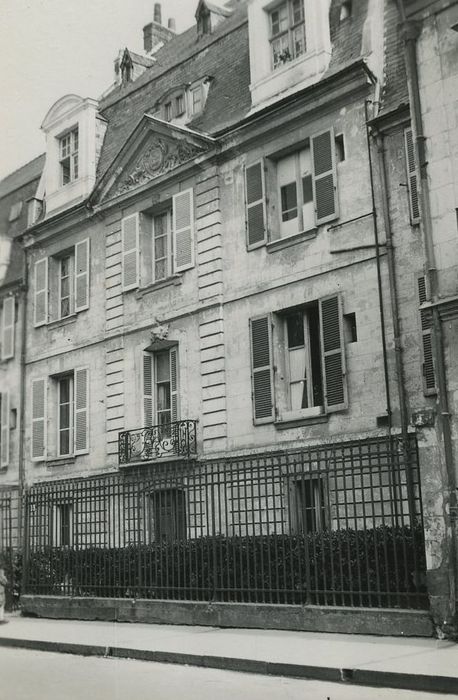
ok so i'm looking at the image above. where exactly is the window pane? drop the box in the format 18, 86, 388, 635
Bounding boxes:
302, 174, 313, 203
281, 182, 297, 221
272, 34, 290, 68
157, 384, 171, 411
156, 352, 170, 382
292, 0, 304, 24
155, 259, 167, 280
59, 403, 70, 429
59, 429, 70, 456
154, 236, 166, 259
271, 3, 287, 35
61, 298, 70, 318
287, 312, 304, 347
289, 347, 306, 381
61, 160, 70, 185
59, 377, 71, 404
73, 154, 79, 180
293, 24, 306, 58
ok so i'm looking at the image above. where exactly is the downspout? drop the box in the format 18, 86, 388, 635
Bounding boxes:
396, 0, 457, 631
17, 247, 28, 550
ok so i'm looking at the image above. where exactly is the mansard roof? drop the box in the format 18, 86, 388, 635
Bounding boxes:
377, 0, 410, 118
96, 0, 373, 182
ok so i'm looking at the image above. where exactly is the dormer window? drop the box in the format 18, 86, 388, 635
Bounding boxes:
270, 0, 306, 70
164, 102, 173, 122
191, 85, 203, 116
59, 127, 79, 186
175, 94, 185, 117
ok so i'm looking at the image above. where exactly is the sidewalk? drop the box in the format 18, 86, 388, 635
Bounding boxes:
0, 613, 457, 695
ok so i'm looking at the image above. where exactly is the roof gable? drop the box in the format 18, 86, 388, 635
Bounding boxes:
92, 114, 217, 205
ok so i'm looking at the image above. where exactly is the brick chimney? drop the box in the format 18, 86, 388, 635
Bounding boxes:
143, 3, 176, 55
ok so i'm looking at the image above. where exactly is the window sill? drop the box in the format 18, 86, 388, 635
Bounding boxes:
46, 314, 77, 330
45, 456, 75, 468
267, 228, 318, 253
275, 413, 328, 430
136, 275, 182, 298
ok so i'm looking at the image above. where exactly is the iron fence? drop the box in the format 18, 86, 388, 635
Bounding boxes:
119, 420, 197, 465
23, 435, 428, 609
0, 490, 16, 610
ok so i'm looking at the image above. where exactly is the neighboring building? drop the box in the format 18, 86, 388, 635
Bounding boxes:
371, 0, 458, 633
0, 155, 44, 570
0, 0, 456, 634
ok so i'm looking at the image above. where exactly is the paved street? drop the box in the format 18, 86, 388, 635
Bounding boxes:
0, 648, 453, 700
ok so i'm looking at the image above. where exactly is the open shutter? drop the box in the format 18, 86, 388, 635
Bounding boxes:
250, 315, 275, 424
0, 392, 9, 467
404, 127, 420, 224
170, 347, 179, 422
34, 258, 48, 326
418, 276, 436, 394
74, 367, 89, 454
31, 378, 47, 460
121, 213, 140, 290
245, 161, 266, 248
142, 352, 154, 427
311, 128, 339, 225
74, 238, 90, 311
319, 294, 347, 412
1, 296, 15, 360
173, 188, 195, 273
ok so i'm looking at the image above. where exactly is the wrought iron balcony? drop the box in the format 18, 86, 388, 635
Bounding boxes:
118, 420, 197, 465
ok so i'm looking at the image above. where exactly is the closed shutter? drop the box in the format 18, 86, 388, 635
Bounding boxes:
418, 276, 436, 394
404, 128, 420, 224
319, 294, 347, 412
0, 392, 9, 467
142, 352, 153, 427
31, 378, 47, 460
1, 296, 15, 360
170, 347, 178, 422
245, 161, 266, 248
311, 128, 339, 225
249, 315, 275, 424
74, 367, 89, 454
74, 238, 90, 311
173, 188, 195, 273
121, 213, 140, 290
34, 258, 48, 326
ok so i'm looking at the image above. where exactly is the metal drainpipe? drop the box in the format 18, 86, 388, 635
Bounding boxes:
364, 101, 393, 433
396, 0, 457, 629
373, 129, 415, 520
17, 247, 28, 550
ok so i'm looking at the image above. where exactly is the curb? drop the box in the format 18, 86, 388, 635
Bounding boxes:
0, 636, 457, 695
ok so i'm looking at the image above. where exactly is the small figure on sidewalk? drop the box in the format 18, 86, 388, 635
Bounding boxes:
0, 566, 8, 623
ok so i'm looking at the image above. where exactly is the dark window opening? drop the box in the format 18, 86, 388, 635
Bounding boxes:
284, 303, 323, 410
343, 312, 357, 343
340, 1, 352, 21
150, 489, 186, 543
335, 134, 345, 162
294, 477, 326, 533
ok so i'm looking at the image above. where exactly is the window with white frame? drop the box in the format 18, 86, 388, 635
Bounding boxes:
57, 375, 73, 457
249, 295, 347, 425
244, 129, 339, 249
269, 0, 306, 70
143, 347, 179, 433
121, 189, 195, 291
31, 368, 89, 461
59, 127, 79, 186
33, 239, 90, 327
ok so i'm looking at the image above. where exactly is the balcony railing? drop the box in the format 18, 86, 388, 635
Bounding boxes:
118, 420, 197, 465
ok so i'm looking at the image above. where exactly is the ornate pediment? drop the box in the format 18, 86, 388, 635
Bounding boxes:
111, 136, 208, 197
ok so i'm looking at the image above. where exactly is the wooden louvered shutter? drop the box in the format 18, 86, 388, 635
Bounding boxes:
142, 353, 154, 427
74, 238, 90, 311
1, 296, 15, 360
418, 276, 436, 394
173, 188, 195, 273
170, 347, 179, 422
250, 315, 275, 424
319, 294, 347, 412
404, 127, 420, 224
34, 258, 48, 326
245, 161, 266, 249
31, 378, 46, 460
0, 392, 9, 467
311, 128, 339, 225
74, 367, 89, 454
122, 213, 140, 290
